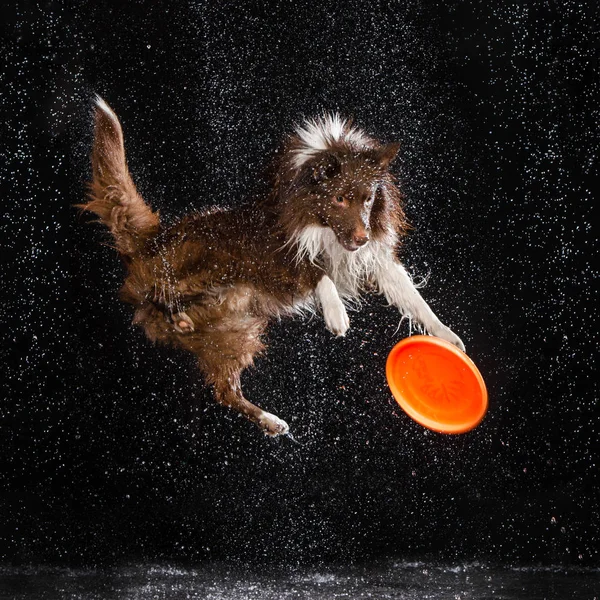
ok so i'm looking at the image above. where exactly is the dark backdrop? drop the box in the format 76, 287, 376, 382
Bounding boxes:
1, 0, 597, 567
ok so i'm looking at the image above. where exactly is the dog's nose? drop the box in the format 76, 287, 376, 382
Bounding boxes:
353, 231, 370, 246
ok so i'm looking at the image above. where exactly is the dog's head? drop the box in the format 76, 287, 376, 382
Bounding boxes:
277, 114, 404, 251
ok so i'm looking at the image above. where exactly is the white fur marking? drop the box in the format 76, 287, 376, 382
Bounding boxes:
293, 113, 372, 169
294, 225, 396, 301
94, 95, 119, 122
316, 275, 350, 336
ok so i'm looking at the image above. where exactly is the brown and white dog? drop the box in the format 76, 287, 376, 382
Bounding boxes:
81, 97, 464, 437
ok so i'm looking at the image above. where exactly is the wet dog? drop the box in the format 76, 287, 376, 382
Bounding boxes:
81, 98, 464, 437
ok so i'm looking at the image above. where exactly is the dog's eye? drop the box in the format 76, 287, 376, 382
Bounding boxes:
334, 196, 347, 206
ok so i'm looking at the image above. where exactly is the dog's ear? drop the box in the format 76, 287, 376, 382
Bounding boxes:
366, 142, 401, 170
311, 154, 341, 184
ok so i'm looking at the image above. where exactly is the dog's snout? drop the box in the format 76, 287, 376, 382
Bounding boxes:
353, 230, 370, 247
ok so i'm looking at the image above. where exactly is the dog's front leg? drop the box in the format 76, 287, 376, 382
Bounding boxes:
316, 275, 349, 337
376, 258, 465, 351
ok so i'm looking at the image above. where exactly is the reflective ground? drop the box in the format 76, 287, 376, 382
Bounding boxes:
1, 561, 598, 599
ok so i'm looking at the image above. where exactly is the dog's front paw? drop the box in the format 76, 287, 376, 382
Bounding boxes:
431, 324, 465, 353
258, 411, 290, 437
323, 301, 350, 337
316, 275, 349, 337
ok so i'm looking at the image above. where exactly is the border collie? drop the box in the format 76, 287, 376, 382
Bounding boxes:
81, 98, 464, 437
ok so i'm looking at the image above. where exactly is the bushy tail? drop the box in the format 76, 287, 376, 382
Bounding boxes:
79, 96, 160, 256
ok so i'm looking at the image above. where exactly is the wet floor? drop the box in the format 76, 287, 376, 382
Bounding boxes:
1, 561, 598, 599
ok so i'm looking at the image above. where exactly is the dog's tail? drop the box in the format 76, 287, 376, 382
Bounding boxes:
79, 96, 160, 257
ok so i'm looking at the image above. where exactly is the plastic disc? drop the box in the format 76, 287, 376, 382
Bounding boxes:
386, 335, 488, 434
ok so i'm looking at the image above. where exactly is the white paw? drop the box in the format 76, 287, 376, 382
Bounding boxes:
316, 275, 350, 336
258, 411, 290, 437
323, 301, 350, 336
431, 324, 465, 353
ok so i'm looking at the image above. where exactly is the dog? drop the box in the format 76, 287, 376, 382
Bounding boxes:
80, 97, 464, 437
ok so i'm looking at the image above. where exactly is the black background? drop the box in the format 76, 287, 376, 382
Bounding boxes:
1, 0, 597, 567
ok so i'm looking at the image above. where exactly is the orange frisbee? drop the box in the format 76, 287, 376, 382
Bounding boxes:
386, 335, 487, 434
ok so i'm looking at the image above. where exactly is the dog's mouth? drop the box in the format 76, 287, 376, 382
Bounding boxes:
344, 243, 360, 252
339, 239, 364, 252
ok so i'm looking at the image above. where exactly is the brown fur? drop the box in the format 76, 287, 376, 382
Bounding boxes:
80, 100, 407, 436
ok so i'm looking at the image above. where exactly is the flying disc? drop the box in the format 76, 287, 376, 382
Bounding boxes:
386, 335, 487, 434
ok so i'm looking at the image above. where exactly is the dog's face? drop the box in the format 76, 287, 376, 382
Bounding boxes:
296, 144, 400, 251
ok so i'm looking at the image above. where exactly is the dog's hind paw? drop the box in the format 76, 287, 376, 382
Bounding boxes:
258, 411, 290, 437
172, 311, 195, 333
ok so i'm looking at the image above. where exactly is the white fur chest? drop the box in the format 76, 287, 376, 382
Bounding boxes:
293, 225, 396, 300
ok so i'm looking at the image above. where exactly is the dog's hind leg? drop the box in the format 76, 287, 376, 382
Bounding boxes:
212, 373, 289, 437
194, 319, 289, 437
